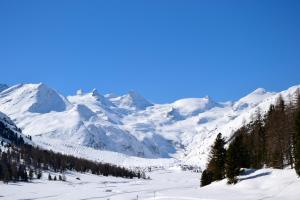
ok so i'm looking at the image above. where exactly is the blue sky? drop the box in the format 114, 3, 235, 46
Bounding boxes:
0, 0, 299, 103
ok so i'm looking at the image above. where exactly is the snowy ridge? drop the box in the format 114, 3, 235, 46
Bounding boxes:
0, 83, 299, 169
0, 84, 8, 93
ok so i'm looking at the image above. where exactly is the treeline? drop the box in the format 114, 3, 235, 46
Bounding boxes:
0, 122, 141, 183
0, 121, 25, 146
201, 89, 300, 186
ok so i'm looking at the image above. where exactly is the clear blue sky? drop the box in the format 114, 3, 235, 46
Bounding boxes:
0, 0, 299, 103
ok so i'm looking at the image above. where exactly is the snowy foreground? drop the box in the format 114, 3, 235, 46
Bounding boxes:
1, 168, 300, 200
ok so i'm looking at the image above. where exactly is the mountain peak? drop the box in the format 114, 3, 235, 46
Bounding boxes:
124, 91, 153, 110
76, 89, 84, 95
73, 104, 95, 120
0, 83, 70, 114
233, 88, 273, 111
251, 88, 267, 95
108, 91, 153, 110
91, 88, 101, 97
127, 91, 147, 101
172, 96, 219, 117
242, 88, 270, 100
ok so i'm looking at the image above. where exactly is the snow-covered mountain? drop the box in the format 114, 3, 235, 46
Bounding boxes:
106, 91, 153, 111
0, 111, 32, 145
0, 83, 299, 169
0, 83, 71, 115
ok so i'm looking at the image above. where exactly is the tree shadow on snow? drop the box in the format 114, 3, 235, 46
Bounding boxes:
239, 169, 271, 182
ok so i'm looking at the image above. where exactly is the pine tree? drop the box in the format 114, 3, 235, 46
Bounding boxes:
200, 169, 213, 187
48, 173, 52, 181
36, 170, 42, 179
294, 105, 300, 176
29, 169, 34, 180
251, 108, 266, 168
264, 96, 288, 169
206, 133, 226, 181
23, 170, 28, 182
3, 171, 11, 183
11, 162, 18, 181
225, 133, 250, 184
225, 144, 238, 184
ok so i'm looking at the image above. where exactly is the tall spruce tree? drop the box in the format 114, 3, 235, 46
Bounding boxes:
225, 133, 250, 184
252, 109, 266, 168
265, 96, 288, 169
207, 133, 226, 181
294, 101, 300, 176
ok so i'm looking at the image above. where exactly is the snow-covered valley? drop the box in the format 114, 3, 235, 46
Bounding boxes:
1, 168, 299, 200
1, 83, 300, 200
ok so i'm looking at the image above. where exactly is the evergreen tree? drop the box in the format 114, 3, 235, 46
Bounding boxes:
206, 133, 226, 181
29, 169, 34, 180
251, 108, 266, 168
48, 173, 52, 181
36, 170, 42, 179
225, 133, 250, 184
200, 169, 213, 187
294, 104, 300, 176
23, 170, 28, 182
3, 171, 11, 183
265, 96, 288, 169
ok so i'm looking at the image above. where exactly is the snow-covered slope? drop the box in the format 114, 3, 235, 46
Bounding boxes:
0, 111, 32, 145
172, 96, 221, 117
107, 91, 153, 111
0, 83, 299, 169
1, 167, 299, 200
0, 83, 70, 115
0, 84, 8, 93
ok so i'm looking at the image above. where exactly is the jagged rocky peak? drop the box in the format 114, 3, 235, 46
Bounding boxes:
91, 88, 101, 97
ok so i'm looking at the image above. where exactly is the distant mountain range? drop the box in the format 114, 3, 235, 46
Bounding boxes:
0, 83, 299, 169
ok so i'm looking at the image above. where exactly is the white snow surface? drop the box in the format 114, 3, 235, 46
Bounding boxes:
0, 83, 300, 169
107, 91, 153, 111
1, 168, 299, 200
